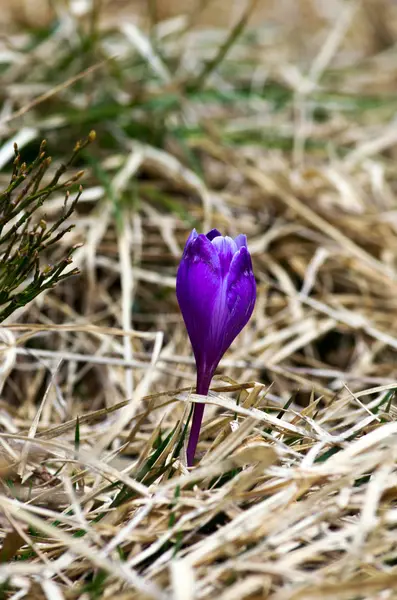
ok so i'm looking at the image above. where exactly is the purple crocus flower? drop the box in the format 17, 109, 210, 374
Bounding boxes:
176, 229, 256, 466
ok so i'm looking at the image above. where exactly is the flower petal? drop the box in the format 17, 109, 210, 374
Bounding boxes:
211, 236, 238, 276
234, 234, 247, 249
184, 229, 198, 250
176, 234, 221, 366
223, 246, 256, 347
206, 229, 222, 241
201, 246, 256, 375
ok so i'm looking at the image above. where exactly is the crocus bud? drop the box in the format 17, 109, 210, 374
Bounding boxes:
176, 229, 256, 466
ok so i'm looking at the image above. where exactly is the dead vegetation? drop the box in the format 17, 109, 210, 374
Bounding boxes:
0, 0, 397, 598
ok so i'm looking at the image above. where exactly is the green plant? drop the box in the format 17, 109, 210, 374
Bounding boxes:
0, 131, 95, 322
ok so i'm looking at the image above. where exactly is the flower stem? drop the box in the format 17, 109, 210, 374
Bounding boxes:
186, 373, 211, 467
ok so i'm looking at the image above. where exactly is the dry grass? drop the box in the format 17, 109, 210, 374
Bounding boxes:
1, 0, 397, 598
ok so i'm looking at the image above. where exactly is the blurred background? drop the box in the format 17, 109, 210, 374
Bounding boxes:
2, 0, 397, 52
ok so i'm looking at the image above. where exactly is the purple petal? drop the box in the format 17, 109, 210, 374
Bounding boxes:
234, 234, 247, 249
206, 229, 222, 241
183, 229, 198, 253
211, 236, 238, 276
223, 246, 256, 347
200, 246, 255, 375
176, 234, 221, 367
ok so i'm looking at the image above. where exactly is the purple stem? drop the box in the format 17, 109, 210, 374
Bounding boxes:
186, 371, 212, 467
